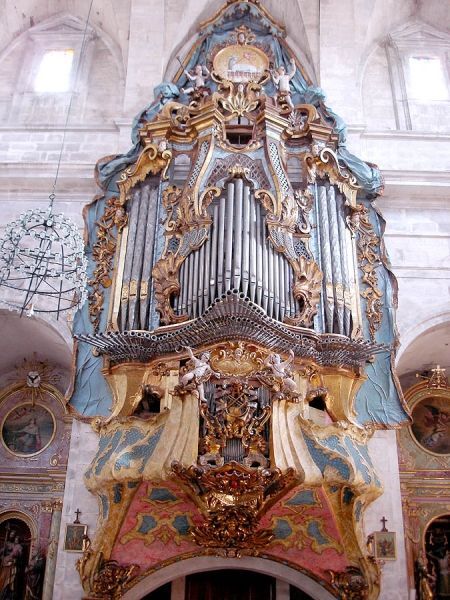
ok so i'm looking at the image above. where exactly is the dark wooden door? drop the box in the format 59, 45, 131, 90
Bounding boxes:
185, 569, 276, 600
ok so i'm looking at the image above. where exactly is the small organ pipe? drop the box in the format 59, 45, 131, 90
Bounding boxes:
241, 184, 251, 297
203, 228, 211, 313
318, 185, 334, 332
249, 185, 257, 303
267, 239, 275, 317
140, 185, 158, 326
120, 187, 141, 330
261, 214, 269, 313
224, 182, 235, 292
210, 204, 219, 305
217, 195, 226, 297
192, 242, 200, 317
129, 187, 149, 329
197, 240, 206, 316
233, 179, 243, 290
255, 200, 263, 306
327, 185, 344, 335
279, 252, 286, 320
336, 193, 352, 336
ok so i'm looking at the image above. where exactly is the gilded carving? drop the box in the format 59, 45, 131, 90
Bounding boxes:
209, 342, 265, 377
304, 147, 359, 207
152, 185, 220, 324
172, 461, 297, 553
87, 197, 128, 331
117, 143, 172, 205
329, 566, 369, 599
351, 204, 383, 340
255, 189, 323, 326
77, 542, 138, 600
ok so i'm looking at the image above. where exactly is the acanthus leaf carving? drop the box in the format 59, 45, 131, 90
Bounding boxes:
152, 185, 220, 324
88, 196, 128, 331
348, 204, 383, 340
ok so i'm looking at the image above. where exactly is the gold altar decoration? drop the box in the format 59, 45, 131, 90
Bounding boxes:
172, 461, 297, 554
397, 375, 450, 596
348, 204, 383, 340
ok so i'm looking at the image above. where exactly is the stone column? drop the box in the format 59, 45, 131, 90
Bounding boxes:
42, 499, 63, 600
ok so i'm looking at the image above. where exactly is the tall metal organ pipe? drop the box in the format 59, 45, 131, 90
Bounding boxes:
173, 179, 300, 322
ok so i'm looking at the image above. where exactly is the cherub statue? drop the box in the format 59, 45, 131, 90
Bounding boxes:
181, 64, 211, 96
264, 349, 299, 398
271, 58, 296, 110
179, 346, 220, 403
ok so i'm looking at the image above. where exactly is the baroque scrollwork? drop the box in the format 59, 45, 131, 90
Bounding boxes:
304, 146, 359, 207
255, 188, 323, 326
152, 185, 220, 324
329, 566, 369, 599
117, 142, 172, 204
172, 461, 296, 553
348, 204, 383, 340
89, 197, 128, 330
77, 541, 138, 599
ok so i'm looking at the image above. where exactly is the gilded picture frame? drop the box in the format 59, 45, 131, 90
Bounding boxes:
1, 402, 56, 458
373, 531, 397, 560
64, 524, 88, 553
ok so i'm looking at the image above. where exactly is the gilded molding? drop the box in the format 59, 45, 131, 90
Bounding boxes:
172, 461, 297, 554
88, 197, 128, 331
117, 143, 172, 206
304, 147, 359, 207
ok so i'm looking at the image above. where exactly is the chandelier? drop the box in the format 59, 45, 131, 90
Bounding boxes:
0, 203, 87, 317
0, 3, 94, 319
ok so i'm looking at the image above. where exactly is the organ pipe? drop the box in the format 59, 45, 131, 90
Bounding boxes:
173, 179, 301, 322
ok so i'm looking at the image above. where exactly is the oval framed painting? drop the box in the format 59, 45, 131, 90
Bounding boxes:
213, 44, 269, 83
1, 403, 56, 457
410, 396, 450, 455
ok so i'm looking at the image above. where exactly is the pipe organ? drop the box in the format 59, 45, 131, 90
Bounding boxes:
74, 2, 408, 598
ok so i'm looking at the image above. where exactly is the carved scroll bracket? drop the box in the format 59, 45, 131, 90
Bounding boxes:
117, 143, 172, 206
304, 146, 359, 207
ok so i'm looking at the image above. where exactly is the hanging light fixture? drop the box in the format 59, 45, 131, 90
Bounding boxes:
0, 2, 94, 319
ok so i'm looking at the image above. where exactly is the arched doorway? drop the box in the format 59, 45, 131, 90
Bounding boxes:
142, 569, 316, 600
123, 556, 335, 600
424, 514, 450, 599
0, 516, 32, 599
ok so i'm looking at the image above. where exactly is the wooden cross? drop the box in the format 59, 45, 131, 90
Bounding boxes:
74, 509, 82, 524
380, 516, 388, 532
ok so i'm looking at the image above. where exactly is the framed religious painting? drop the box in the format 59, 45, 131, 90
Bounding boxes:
410, 396, 450, 455
1, 403, 56, 457
373, 531, 397, 560
64, 524, 88, 552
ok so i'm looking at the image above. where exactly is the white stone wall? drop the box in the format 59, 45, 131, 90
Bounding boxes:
54, 420, 99, 600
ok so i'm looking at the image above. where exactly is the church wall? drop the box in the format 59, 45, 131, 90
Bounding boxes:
365, 431, 409, 599
53, 420, 99, 600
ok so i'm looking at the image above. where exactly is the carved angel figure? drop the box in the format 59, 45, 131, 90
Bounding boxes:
180, 346, 220, 403
271, 58, 296, 110
182, 64, 211, 96
264, 349, 299, 398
